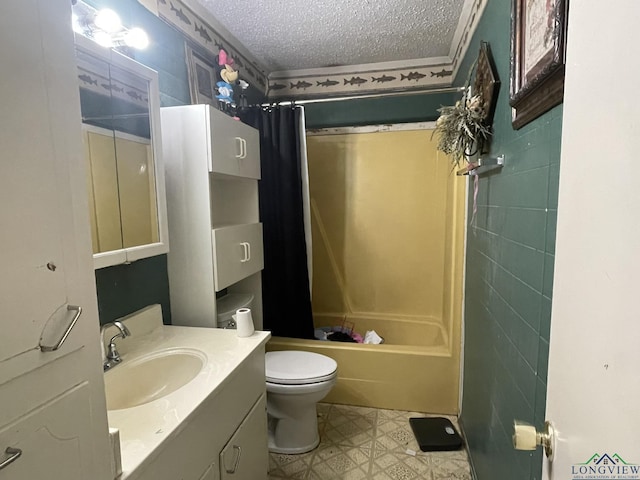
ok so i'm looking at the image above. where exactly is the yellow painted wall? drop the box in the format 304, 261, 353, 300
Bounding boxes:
85, 130, 123, 253
83, 128, 158, 253
114, 137, 158, 248
83, 130, 100, 254
307, 129, 460, 342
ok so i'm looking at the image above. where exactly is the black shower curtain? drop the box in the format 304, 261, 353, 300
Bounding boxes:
239, 106, 315, 339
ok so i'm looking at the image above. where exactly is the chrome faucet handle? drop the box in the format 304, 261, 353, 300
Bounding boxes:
101, 321, 132, 371
106, 341, 123, 362
111, 321, 131, 338
100, 320, 131, 339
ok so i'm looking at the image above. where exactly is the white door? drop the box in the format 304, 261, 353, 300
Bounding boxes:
541, 1, 640, 478
0, 0, 112, 478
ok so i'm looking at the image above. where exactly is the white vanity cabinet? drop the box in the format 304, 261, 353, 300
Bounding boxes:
0, 1, 112, 478
125, 344, 269, 480
161, 105, 263, 328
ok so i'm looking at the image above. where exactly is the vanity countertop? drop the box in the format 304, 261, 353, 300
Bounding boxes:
103, 307, 270, 479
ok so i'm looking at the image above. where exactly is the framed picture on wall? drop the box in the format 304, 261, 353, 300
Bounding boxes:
474, 42, 500, 127
509, 0, 568, 129
185, 43, 217, 105
473, 42, 500, 154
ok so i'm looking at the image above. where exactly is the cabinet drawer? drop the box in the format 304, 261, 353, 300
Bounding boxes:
212, 224, 264, 291
207, 108, 260, 179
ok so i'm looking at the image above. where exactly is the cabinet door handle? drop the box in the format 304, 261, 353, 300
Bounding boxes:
39, 304, 82, 352
240, 138, 247, 159
245, 242, 251, 261
0, 447, 22, 470
234, 137, 243, 158
225, 445, 242, 474
240, 242, 249, 262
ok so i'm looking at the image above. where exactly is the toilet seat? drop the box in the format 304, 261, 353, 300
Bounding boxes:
266, 351, 337, 385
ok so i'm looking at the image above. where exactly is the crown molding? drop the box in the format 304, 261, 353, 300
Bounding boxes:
267, 0, 487, 100
270, 56, 452, 79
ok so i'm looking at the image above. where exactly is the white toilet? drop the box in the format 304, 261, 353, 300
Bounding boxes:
265, 351, 337, 454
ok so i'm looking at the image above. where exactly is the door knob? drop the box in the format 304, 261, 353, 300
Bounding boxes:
513, 420, 555, 460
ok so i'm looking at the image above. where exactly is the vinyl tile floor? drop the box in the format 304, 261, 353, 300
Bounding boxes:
268, 403, 472, 480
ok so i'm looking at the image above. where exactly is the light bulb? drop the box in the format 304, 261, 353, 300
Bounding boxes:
124, 27, 149, 50
93, 30, 113, 48
72, 13, 83, 34
94, 8, 121, 33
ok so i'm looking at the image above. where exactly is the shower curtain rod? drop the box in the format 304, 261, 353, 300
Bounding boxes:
260, 86, 465, 106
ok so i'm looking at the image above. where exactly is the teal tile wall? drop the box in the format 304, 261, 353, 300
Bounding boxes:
87, 0, 265, 325
457, 1, 561, 479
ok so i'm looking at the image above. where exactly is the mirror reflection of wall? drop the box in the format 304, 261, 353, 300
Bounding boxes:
82, 125, 158, 252
75, 35, 168, 268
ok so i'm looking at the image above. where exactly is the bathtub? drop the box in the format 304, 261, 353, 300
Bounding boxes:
280, 126, 466, 415
267, 316, 461, 415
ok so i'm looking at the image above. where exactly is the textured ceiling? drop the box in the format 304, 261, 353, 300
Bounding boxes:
192, 0, 467, 72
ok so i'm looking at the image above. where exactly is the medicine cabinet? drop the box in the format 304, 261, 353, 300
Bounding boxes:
75, 35, 168, 269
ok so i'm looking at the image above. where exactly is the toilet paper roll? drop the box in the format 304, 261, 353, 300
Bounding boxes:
234, 308, 254, 337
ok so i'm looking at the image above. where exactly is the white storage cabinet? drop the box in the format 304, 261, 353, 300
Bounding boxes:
161, 105, 263, 328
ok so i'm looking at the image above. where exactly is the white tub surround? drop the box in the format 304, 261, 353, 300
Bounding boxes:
103, 305, 270, 480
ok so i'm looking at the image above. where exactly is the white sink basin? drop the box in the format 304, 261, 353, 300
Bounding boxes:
105, 348, 206, 410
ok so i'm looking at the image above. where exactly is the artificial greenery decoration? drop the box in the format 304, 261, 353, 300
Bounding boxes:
433, 90, 492, 167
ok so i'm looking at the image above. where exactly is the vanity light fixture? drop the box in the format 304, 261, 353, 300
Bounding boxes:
93, 8, 122, 33
72, 0, 149, 50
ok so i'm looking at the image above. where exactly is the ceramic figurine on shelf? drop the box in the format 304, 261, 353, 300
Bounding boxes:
220, 64, 238, 84
217, 48, 234, 69
215, 49, 240, 114
215, 80, 234, 103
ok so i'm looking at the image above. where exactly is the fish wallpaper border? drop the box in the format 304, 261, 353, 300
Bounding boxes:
267, 66, 456, 99
267, 0, 487, 99
149, 0, 486, 100
156, 0, 269, 91
77, 66, 149, 109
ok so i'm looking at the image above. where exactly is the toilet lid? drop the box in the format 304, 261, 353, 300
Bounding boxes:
266, 351, 337, 385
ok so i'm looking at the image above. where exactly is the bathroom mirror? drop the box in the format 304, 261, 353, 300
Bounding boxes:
75, 35, 168, 269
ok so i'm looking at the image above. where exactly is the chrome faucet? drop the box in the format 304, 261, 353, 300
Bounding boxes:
101, 321, 131, 371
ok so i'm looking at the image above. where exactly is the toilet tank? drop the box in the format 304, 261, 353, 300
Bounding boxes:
216, 293, 254, 328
